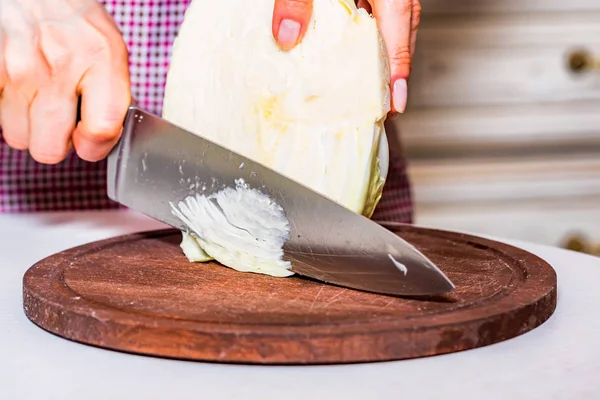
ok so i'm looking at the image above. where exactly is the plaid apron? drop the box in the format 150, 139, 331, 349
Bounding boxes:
0, 0, 413, 223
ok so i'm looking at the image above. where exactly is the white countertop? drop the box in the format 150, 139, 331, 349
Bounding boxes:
1, 210, 599, 400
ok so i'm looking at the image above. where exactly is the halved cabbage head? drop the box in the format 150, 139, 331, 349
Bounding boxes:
162, 0, 391, 274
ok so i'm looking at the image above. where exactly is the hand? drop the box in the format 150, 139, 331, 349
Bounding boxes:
0, 0, 131, 164
272, 0, 421, 114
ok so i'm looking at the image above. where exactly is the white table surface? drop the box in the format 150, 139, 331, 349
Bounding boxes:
1, 210, 599, 400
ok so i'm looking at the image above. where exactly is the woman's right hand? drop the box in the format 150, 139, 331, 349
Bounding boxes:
0, 0, 131, 164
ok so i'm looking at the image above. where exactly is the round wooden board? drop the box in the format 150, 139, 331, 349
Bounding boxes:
22, 223, 557, 365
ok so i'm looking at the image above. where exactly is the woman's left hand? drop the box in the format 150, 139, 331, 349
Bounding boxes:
271, 0, 421, 114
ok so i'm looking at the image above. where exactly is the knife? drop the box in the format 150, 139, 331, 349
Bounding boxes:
106, 104, 455, 296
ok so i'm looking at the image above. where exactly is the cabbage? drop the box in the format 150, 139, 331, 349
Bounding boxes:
163, 0, 390, 275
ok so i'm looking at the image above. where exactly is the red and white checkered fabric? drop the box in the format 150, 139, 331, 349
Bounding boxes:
0, 0, 413, 223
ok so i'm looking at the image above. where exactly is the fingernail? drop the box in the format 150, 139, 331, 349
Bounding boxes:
277, 19, 301, 49
393, 79, 407, 113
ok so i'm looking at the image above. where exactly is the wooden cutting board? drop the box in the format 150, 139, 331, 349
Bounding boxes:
22, 223, 557, 364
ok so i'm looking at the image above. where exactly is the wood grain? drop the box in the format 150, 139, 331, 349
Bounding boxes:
22, 224, 557, 365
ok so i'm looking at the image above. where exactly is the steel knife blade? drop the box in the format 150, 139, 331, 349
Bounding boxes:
106, 105, 455, 296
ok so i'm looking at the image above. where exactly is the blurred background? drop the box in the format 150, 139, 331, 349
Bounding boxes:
392, 0, 600, 255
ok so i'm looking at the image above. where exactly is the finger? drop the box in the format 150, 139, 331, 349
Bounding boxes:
25, 17, 82, 164
0, 9, 47, 150
70, 3, 131, 163
0, 85, 31, 150
272, 0, 313, 51
370, 0, 413, 113
409, 0, 421, 58
73, 64, 130, 162
28, 80, 78, 164
0, 45, 45, 150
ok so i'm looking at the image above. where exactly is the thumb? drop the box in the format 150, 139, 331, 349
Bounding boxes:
272, 0, 313, 51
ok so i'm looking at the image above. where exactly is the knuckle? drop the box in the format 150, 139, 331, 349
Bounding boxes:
0, 115, 29, 150
83, 30, 113, 62
75, 145, 105, 162
87, 40, 110, 61
45, 52, 71, 75
29, 125, 73, 165
83, 128, 118, 144
3, 134, 29, 151
388, 47, 412, 66
85, 31, 130, 70
82, 120, 121, 143
38, 24, 73, 75
4, 34, 49, 85
4, 52, 36, 83
78, 153, 101, 162
38, 23, 128, 76
30, 149, 68, 165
